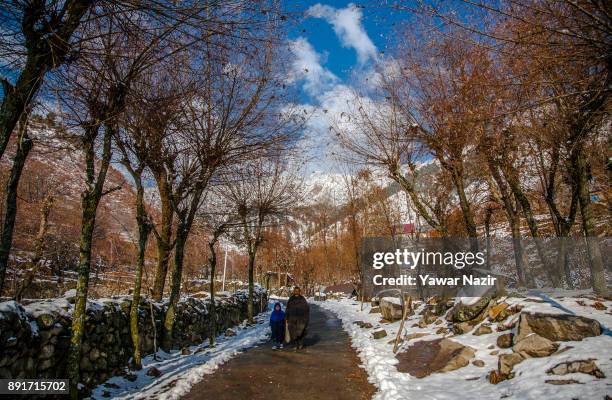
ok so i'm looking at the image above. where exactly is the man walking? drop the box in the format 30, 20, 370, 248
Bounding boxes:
285, 286, 309, 350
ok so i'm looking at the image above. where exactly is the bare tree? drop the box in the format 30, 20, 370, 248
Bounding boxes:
224, 156, 302, 322
488, 4, 608, 292
13, 187, 55, 300
160, 28, 301, 347
56, 6, 196, 394
391, 33, 490, 251
113, 68, 182, 368
133, 64, 190, 302
333, 90, 453, 237
195, 189, 241, 345
0, 109, 32, 292
479, 135, 535, 288
0, 1, 94, 162
408, 0, 610, 294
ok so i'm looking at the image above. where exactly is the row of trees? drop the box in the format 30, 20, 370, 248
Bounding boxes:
1, 1, 302, 397
248, 2, 609, 297
332, 0, 609, 294
255, 169, 412, 295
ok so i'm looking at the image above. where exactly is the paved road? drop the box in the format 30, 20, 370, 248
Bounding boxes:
183, 303, 375, 400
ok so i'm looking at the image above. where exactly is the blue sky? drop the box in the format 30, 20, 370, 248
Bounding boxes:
282, 2, 410, 174
287, 1, 393, 81
284, 1, 408, 99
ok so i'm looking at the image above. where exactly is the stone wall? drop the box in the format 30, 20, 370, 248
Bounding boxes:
0, 288, 267, 390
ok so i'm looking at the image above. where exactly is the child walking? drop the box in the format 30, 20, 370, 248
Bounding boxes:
270, 302, 285, 349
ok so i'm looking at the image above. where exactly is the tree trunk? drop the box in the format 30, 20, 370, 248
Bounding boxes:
152, 171, 173, 301
0, 70, 42, 162
15, 193, 53, 301
130, 179, 150, 370
573, 150, 607, 295
161, 184, 204, 349
542, 140, 579, 289
487, 160, 533, 287
67, 192, 100, 398
510, 216, 530, 288
555, 234, 571, 289
503, 165, 558, 286
67, 125, 113, 399
208, 239, 217, 345
449, 167, 479, 252
247, 248, 256, 323
0, 126, 33, 294
484, 206, 493, 270
162, 223, 187, 350
0, 0, 93, 161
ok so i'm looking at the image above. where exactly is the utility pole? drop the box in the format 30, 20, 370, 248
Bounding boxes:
222, 248, 227, 292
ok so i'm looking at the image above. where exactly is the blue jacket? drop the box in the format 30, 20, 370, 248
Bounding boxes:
270, 302, 285, 323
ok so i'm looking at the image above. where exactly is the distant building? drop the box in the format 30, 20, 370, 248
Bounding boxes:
392, 223, 416, 235
264, 271, 294, 289
323, 283, 357, 297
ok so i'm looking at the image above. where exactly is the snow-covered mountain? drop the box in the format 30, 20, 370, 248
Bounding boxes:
302, 170, 347, 205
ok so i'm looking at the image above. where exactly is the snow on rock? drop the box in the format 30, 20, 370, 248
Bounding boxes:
0, 290, 268, 394
379, 297, 403, 321
0, 300, 27, 320
315, 291, 612, 400
22, 297, 72, 319
457, 296, 486, 306
91, 306, 272, 400
380, 296, 401, 305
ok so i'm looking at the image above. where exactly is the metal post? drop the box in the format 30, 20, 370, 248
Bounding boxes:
222, 248, 227, 292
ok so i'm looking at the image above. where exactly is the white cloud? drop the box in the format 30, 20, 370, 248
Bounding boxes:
359, 57, 402, 91
288, 37, 339, 97
298, 84, 373, 172
283, 15, 380, 173
306, 3, 377, 65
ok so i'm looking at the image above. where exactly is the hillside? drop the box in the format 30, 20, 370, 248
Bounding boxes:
0, 120, 138, 297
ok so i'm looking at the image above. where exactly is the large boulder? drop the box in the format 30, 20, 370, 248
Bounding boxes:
488, 303, 509, 321
473, 324, 493, 336
513, 334, 559, 357
423, 297, 452, 316
488, 302, 521, 322
516, 312, 601, 342
372, 329, 387, 339
396, 338, 475, 378
496, 333, 514, 348
453, 321, 477, 335
418, 309, 438, 327
405, 332, 429, 341
499, 352, 525, 375
379, 297, 403, 321
547, 360, 605, 379
446, 296, 491, 323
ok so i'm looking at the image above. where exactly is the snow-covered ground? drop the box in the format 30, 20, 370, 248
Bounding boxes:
315, 292, 612, 400
91, 306, 272, 400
